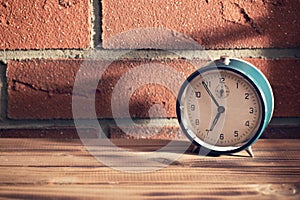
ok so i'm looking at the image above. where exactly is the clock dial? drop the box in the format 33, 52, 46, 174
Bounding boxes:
179, 68, 263, 151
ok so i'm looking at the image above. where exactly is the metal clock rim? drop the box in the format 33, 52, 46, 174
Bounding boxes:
176, 64, 266, 155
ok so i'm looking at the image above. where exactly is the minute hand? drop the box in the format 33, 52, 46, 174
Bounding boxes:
202, 81, 220, 107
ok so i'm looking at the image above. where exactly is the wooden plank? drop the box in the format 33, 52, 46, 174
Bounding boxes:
0, 140, 299, 167
0, 184, 299, 200
0, 138, 299, 149
0, 166, 299, 184
0, 138, 300, 151
1, 147, 300, 165
0, 139, 299, 199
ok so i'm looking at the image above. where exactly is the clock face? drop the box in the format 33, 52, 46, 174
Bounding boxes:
177, 67, 264, 152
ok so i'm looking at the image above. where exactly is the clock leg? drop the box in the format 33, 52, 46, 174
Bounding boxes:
191, 145, 200, 153
190, 145, 208, 156
246, 146, 254, 157
190, 145, 220, 157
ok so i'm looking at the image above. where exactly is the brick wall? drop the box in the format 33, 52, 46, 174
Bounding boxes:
0, 0, 299, 139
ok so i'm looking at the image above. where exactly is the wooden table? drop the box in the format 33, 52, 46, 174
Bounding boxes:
0, 138, 299, 199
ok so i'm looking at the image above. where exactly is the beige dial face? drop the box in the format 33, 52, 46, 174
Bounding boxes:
180, 69, 263, 151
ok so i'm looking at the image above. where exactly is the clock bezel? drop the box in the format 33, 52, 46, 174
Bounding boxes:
176, 64, 266, 155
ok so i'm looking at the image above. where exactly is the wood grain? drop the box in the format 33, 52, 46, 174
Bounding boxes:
0, 139, 299, 199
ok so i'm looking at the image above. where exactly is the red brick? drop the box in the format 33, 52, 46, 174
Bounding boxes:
244, 58, 300, 117
262, 125, 300, 139
0, 0, 90, 50
0, 128, 75, 138
7, 59, 197, 119
7, 58, 300, 119
0, 127, 98, 139
102, 0, 300, 49
109, 125, 184, 140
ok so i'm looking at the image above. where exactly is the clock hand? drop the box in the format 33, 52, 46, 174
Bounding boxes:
202, 81, 226, 134
206, 112, 221, 134
202, 81, 220, 107
206, 106, 225, 134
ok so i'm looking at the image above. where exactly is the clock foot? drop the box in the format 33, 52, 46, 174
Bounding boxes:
246, 146, 254, 157
190, 145, 209, 155
190, 146, 220, 157
191, 145, 200, 153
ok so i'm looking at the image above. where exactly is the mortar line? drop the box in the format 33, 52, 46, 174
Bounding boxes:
0, 48, 300, 63
0, 63, 7, 121
90, 0, 101, 48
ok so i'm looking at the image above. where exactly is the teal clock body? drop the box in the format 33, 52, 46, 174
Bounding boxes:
176, 57, 274, 156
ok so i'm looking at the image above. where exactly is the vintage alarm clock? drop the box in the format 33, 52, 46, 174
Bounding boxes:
176, 57, 274, 157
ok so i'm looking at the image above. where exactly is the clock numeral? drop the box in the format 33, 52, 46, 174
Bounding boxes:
219, 77, 225, 83
191, 104, 195, 111
195, 119, 199, 125
234, 131, 239, 137
219, 133, 224, 140
245, 121, 250, 127
195, 91, 201, 98
245, 93, 250, 100
236, 82, 239, 89
249, 107, 254, 114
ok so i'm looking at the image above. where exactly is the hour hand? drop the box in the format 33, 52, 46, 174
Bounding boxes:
206, 112, 221, 134
202, 81, 220, 107
206, 106, 225, 134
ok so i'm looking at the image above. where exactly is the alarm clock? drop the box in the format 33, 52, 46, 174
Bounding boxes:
176, 57, 274, 157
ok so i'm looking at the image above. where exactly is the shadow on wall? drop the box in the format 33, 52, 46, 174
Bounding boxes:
193, 0, 300, 49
